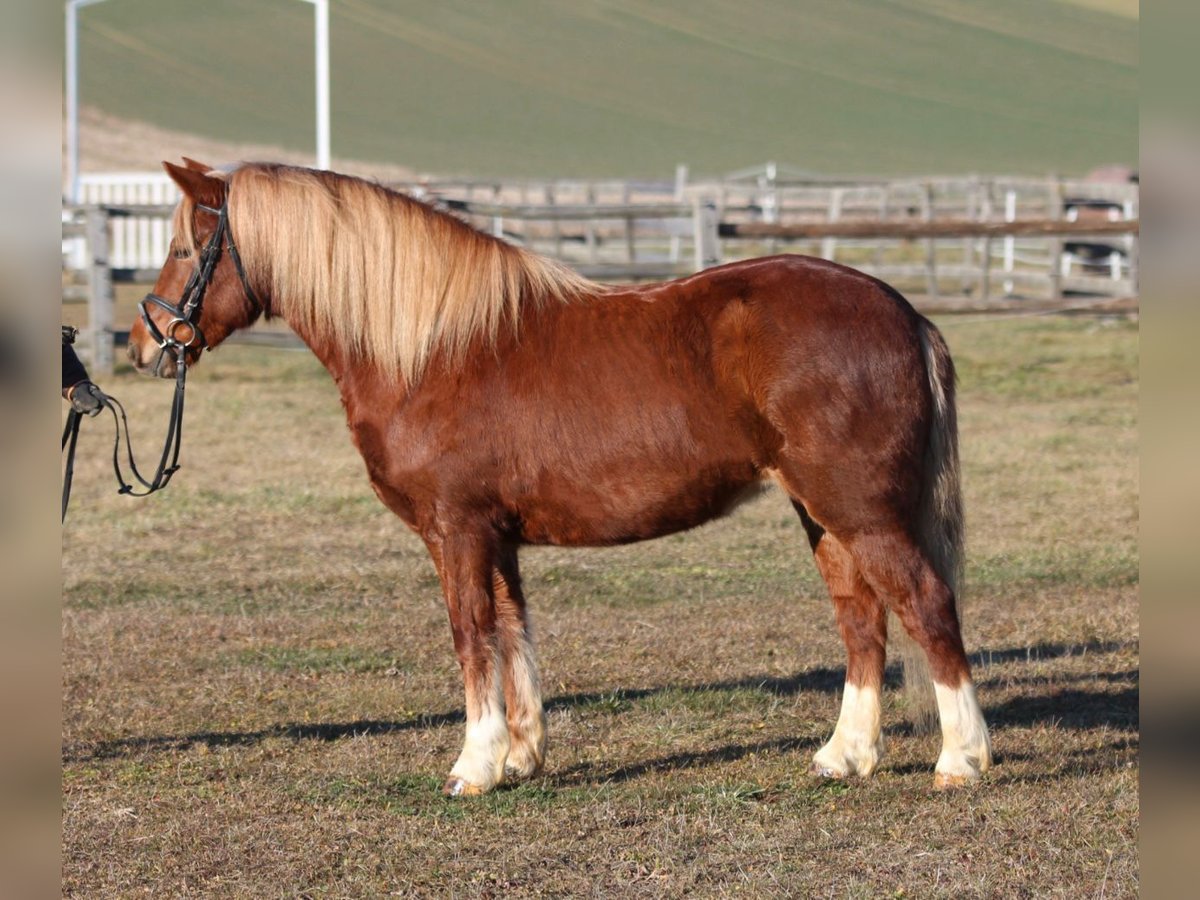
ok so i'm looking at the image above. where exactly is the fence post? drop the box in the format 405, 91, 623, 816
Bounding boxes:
670, 164, 688, 264
979, 181, 993, 302
980, 237, 992, 303
1124, 195, 1138, 294
874, 185, 889, 269
820, 188, 843, 261
1127, 229, 1139, 295
585, 183, 598, 264
692, 199, 720, 272
85, 206, 114, 376
922, 181, 938, 300
961, 177, 977, 294
1047, 177, 1064, 301
1003, 188, 1016, 296
545, 184, 562, 257
622, 182, 635, 264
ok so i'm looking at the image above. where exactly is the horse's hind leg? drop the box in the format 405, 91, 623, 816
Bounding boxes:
794, 503, 887, 778
845, 528, 992, 787
426, 531, 511, 796
494, 547, 547, 781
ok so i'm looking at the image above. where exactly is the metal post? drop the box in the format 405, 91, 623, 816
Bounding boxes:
67, 0, 326, 195
66, 3, 77, 202
65, 0, 110, 203
312, 0, 330, 169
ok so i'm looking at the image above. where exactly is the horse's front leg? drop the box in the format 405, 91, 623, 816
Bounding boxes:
494, 546, 546, 781
429, 531, 510, 796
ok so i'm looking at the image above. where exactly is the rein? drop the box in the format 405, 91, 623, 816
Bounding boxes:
62, 196, 261, 522
60, 365, 185, 522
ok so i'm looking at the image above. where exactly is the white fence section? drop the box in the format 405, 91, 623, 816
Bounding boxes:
66, 173, 181, 270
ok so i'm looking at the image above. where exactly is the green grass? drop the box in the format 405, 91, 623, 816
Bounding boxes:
79, 0, 1137, 176
233, 645, 408, 675
955, 317, 1139, 403
62, 314, 1138, 896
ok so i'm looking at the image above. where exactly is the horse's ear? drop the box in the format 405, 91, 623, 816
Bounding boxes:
163, 161, 226, 208
180, 157, 214, 174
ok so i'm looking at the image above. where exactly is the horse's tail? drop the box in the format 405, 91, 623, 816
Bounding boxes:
896, 317, 966, 732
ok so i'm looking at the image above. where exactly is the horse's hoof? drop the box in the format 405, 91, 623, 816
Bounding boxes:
809, 761, 847, 779
933, 772, 978, 790
442, 777, 486, 797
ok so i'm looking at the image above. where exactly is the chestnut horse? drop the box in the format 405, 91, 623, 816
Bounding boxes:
128, 160, 991, 795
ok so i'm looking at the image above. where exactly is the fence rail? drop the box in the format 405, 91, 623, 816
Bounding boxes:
721, 217, 1139, 240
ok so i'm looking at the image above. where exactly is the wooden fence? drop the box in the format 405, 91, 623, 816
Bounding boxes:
63, 170, 1138, 374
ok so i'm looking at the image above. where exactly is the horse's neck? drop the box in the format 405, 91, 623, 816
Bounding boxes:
282, 311, 415, 412
277, 310, 370, 392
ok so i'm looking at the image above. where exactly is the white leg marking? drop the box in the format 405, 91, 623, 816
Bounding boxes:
811, 683, 884, 778
933, 679, 992, 786
448, 655, 510, 794
504, 630, 546, 780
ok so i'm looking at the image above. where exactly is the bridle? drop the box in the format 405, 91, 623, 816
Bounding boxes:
139, 197, 262, 374
62, 196, 262, 522
128, 196, 262, 491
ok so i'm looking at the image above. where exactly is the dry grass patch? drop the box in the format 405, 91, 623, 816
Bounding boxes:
63, 315, 1138, 897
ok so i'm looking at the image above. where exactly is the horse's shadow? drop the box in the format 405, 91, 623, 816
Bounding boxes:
63, 639, 1139, 770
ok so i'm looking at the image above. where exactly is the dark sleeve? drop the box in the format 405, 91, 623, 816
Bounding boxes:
62, 340, 90, 394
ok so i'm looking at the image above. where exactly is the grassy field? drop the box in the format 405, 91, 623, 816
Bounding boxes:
77, 0, 1138, 177
62, 313, 1138, 896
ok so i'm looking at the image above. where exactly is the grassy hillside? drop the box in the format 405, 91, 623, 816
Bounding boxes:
78, 0, 1138, 177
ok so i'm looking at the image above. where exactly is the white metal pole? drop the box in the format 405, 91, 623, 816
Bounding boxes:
312, 0, 330, 169
65, 0, 109, 203
66, 1, 78, 202
68, 0, 329, 190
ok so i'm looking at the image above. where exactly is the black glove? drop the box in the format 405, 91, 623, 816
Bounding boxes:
68, 380, 107, 417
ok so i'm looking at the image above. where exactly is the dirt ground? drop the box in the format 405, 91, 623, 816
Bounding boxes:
62, 314, 1138, 897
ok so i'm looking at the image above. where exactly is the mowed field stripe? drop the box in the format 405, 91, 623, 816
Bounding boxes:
600, 0, 1134, 138
77, 0, 1137, 176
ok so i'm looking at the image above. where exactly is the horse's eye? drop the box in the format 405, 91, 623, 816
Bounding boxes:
171, 247, 193, 260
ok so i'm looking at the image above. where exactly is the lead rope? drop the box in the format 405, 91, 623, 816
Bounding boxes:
109, 344, 189, 497
61, 409, 82, 522
61, 343, 189, 523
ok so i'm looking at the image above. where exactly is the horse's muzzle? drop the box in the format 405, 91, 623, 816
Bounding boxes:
127, 339, 181, 379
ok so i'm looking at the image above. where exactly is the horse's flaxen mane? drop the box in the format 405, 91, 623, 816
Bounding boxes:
178, 163, 598, 383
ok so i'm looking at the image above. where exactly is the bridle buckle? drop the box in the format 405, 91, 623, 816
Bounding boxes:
165, 317, 200, 348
